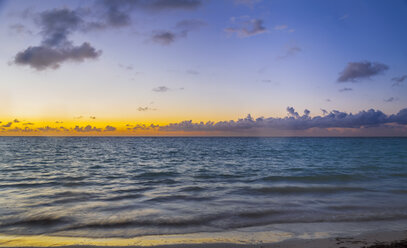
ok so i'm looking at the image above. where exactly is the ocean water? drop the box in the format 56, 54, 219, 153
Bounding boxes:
0, 137, 406, 239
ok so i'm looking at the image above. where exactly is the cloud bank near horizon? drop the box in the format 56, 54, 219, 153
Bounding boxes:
1, 107, 407, 135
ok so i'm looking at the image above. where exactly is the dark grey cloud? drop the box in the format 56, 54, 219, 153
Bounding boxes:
337, 61, 389, 82
74, 125, 101, 132
286, 106, 299, 118
14, 42, 101, 70
158, 107, 407, 132
129, 123, 158, 131
225, 18, 266, 38
1, 122, 12, 128
13, 119, 20, 123
104, 125, 116, 131
39, 8, 83, 46
13, 8, 101, 70
392, 75, 407, 86
37, 126, 60, 132
152, 86, 170, 92
384, 97, 398, 103
90, 116, 96, 119
339, 87, 353, 92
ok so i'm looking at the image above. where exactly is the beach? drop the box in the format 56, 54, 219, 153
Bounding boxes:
0, 229, 406, 247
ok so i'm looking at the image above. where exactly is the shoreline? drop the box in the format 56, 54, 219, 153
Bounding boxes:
0, 230, 406, 248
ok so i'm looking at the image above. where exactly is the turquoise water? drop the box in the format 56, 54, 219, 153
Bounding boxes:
0, 137, 406, 238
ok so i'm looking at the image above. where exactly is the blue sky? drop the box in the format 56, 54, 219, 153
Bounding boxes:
0, 0, 406, 135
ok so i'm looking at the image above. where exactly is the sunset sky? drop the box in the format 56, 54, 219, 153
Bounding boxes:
1, 0, 406, 136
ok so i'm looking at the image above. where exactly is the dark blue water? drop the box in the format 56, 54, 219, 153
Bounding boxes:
0, 137, 406, 238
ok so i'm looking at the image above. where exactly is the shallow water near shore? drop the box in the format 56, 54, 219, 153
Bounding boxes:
0, 137, 406, 245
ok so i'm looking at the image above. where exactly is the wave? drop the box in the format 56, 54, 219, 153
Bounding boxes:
234, 185, 372, 195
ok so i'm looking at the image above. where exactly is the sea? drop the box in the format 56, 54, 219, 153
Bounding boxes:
0, 137, 406, 243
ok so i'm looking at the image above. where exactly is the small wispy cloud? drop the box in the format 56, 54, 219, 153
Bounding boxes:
339, 87, 353, 92
225, 18, 266, 38
277, 45, 302, 59
339, 14, 349, 20
392, 75, 407, 87
152, 86, 170, 92
384, 97, 398, 103
152, 86, 184, 92
274, 25, 287, 30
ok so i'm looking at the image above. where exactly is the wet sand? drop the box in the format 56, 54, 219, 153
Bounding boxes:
0, 230, 406, 248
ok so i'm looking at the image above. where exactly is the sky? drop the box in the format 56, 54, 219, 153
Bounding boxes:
0, 0, 407, 136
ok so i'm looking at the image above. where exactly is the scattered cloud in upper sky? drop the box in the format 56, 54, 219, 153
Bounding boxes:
337, 61, 389, 82
384, 97, 398, 103
151, 19, 206, 45
277, 45, 302, 59
13, 8, 102, 70
392, 75, 407, 86
225, 17, 266, 38
339, 87, 353, 92
274, 25, 287, 30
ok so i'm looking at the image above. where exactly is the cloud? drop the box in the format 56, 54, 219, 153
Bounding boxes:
151, 19, 205, 45
23, 122, 34, 125
104, 125, 116, 131
152, 86, 170, 92
176, 19, 206, 31
384, 97, 398, 103
277, 45, 302, 59
118, 63, 133, 70
9, 23, 32, 35
98, 0, 202, 28
392, 75, 407, 86
274, 25, 287, 30
138, 106, 156, 111
38, 8, 83, 46
151, 31, 177, 45
74, 125, 101, 132
339, 87, 353, 92
159, 107, 407, 132
13, 119, 20, 123
337, 61, 389, 82
186, 69, 199, 75
234, 0, 262, 6
14, 42, 101, 70
37, 126, 60, 132
13, 8, 102, 70
1, 122, 12, 127
225, 18, 266, 38
339, 14, 349, 20
90, 116, 96, 119
325, 99, 331, 102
